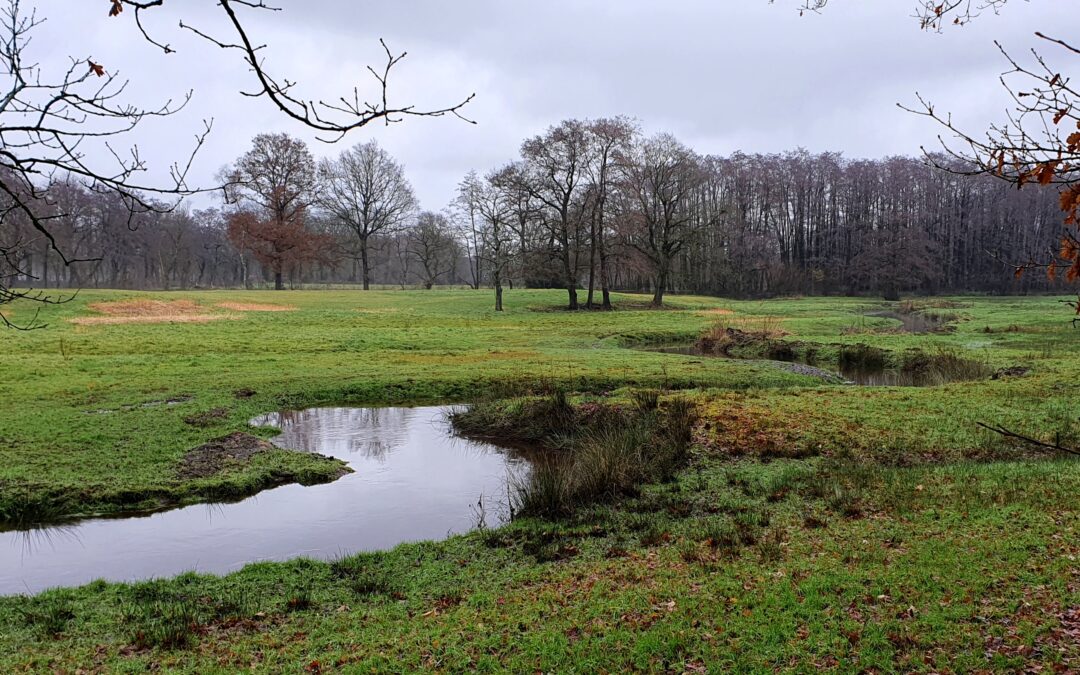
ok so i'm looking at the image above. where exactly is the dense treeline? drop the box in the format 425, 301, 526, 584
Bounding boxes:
0, 120, 1065, 303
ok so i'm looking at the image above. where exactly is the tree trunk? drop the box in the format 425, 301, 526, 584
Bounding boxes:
495, 281, 503, 312
274, 269, 284, 291
586, 219, 597, 308
562, 247, 578, 310
651, 269, 667, 307
599, 238, 612, 311
360, 239, 371, 291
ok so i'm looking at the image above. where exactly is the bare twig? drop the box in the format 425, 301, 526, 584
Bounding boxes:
978, 422, 1080, 457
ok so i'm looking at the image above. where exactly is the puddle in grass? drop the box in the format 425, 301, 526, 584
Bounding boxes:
865, 310, 945, 335
0, 406, 530, 595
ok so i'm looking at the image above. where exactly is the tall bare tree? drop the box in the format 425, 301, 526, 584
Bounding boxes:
477, 167, 519, 311
408, 211, 458, 290
617, 134, 704, 307
318, 141, 417, 291
520, 120, 592, 310
453, 170, 485, 290
586, 117, 638, 310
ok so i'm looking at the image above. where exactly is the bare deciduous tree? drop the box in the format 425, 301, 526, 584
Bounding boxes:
453, 170, 485, 291
585, 117, 638, 310
319, 141, 417, 291
617, 134, 704, 307
520, 120, 591, 310
477, 167, 519, 311
408, 211, 458, 290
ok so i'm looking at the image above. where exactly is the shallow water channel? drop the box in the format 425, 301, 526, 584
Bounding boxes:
0, 406, 529, 595
646, 345, 946, 387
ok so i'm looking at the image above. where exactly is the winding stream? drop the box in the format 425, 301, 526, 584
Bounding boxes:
0, 406, 528, 595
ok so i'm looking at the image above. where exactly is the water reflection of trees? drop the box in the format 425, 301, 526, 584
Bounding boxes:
253, 407, 418, 460
4, 407, 541, 592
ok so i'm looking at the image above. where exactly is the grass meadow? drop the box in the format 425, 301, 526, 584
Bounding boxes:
0, 289, 1077, 672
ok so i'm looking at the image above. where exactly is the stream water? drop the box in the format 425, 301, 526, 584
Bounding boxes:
0, 406, 528, 595
645, 345, 952, 387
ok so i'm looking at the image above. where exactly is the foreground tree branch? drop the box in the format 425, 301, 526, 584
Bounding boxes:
785, 0, 1011, 30
978, 422, 1080, 457
117, 0, 476, 142
0, 0, 213, 326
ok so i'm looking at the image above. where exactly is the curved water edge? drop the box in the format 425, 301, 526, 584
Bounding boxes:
0, 406, 530, 596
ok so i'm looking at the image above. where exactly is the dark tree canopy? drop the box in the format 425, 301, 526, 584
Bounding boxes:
799, 0, 1080, 294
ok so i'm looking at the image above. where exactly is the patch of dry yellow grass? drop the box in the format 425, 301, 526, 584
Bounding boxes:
216, 302, 297, 312
70, 314, 230, 326
707, 315, 791, 339
70, 299, 232, 326
87, 299, 202, 316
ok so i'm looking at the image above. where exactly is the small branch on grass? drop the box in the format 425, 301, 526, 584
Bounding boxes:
977, 422, 1080, 457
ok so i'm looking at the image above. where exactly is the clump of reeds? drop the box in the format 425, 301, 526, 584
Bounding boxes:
509, 396, 698, 518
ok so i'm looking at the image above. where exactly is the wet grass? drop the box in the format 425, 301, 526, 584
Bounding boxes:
1, 289, 816, 523
2, 289, 1074, 521
0, 451, 1074, 672
1, 291, 1079, 670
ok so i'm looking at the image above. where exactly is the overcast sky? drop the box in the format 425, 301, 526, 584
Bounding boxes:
33, 0, 1073, 210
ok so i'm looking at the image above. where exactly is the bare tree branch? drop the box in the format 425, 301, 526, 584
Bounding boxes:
978, 422, 1080, 457
120, 0, 476, 142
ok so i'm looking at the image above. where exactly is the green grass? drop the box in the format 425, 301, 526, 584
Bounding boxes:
0, 289, 809, 521
1, 289, 1078, 671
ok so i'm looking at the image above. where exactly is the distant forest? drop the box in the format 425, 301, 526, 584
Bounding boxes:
2, 119, 1066, 301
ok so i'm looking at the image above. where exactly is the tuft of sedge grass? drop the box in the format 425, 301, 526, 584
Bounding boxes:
505, 395, 698, 518
16, 592, 76, 638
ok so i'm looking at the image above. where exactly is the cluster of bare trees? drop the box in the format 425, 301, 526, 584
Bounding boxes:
0, 0, 473, 325
3, 124, 1064, 304
452, 120, 1064, 309
1, 185, 240, 290
221, 133, 469, 291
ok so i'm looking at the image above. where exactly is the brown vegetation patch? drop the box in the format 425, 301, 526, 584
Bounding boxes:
72, 315, 227, 326
177, 433, 275, 480
183, 408, 231, 428
696, 308, 735, 317
216, 302, 297, 312
89, 299, 202, 316
696, 318, 791, 356
71, 299, 229, 326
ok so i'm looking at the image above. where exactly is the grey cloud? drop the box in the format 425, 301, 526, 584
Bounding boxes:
31, 0, 1073, 209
